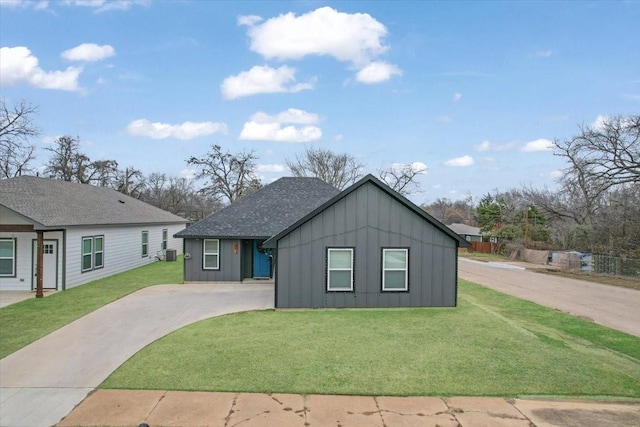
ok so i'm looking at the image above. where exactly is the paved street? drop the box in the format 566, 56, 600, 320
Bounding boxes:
0, 283, 274, 427
459, 257, 640, 337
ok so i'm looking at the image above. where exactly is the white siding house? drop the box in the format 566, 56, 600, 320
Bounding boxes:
0, 177, 188, 291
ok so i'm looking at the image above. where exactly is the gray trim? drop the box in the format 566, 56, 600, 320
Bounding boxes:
0, 237, 17, 278
141, 230, 149, 258
62, 229, 67, 291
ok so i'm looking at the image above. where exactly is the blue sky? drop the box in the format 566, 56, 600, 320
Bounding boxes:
1, 0, 639, 204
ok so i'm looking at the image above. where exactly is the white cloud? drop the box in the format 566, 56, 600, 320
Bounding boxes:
255, 163, 287, 173
334, 133, 344, 141
453, 92, 462, 101
251, 108, 320, 125
0, 46, 82, 91
520, 138, 554, 152
0, 0, 47, 9
239, 108, 322, 143
247, 7, 388, 65
390, 161, 427, 173
474, 140, 516, 152
550, 170, 563, 180
355, 61, 402, 84
126, 119, 228, 140
435, 115, 453, 123
591, 115, 608, 131
63, 0, 149, 12
444, 155, 474, 167
179, 168, 197, 180
238, 14, 263, 26
221, 65, 314, 99
61, 43, 115, 62
531, 50, 554, 58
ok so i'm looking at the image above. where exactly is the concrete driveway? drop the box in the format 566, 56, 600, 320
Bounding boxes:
459, 258, 640, 337
0, 283, 274, 427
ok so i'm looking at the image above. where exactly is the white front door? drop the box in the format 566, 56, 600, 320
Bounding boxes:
32, 240, 58, 290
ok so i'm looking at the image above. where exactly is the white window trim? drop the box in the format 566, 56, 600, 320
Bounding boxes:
327, 248, 354, 292
82, 235, 104, 272
94, 236, 104, 269
162, 229, 168, 251
0, 238, 17, 277
203, 239, 220, 270
81, 237, 93, 272
382, 248, 408, 291
141, 231, 149, 257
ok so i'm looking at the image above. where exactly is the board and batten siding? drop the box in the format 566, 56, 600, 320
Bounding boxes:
64, 223, 186, 289
183, 238, 243, 282
275, 182, 458, 308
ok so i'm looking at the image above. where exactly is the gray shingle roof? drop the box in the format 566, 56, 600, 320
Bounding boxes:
175, 177, 339, 239
447, 223, 482, 236
0, 176, 187, 227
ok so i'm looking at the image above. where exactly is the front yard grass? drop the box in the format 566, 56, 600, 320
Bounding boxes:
0, 258, 183, 359
102, 280, 640, 398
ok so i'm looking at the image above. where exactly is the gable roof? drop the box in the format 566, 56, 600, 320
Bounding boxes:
447, 223, 482, 237
264, 174, 471, 248
174, 177, 340, 239
0, 176, 186, 227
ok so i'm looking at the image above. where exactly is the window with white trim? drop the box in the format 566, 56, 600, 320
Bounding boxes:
327, 248, 354, 291
203, 239, 220, 270
162, 229, 168, 250
141, 231, 148, 257
0, 238, 16, 277
82, 235, 104, 272
382, 248, 408, 291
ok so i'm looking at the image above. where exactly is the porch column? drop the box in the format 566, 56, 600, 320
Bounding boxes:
36, 231, 44, 298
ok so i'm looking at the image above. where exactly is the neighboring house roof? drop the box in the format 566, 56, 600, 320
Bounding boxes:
447, 223, 482, 237
0, 176, 186, 227
264, 174, 471, 248
174, 177, 340, 239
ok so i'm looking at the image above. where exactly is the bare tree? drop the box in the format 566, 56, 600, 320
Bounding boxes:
555, 115, 639, 190
0, 98, 39, 178
186, 144, 261, 204
285, 146, 363, 190
378, 162, 427, 196
116, 167, 145, 198
44, 135, 120, 185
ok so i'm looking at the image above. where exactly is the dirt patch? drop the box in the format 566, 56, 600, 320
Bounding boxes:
532, 408, 640, 427
533, 269, 640, 290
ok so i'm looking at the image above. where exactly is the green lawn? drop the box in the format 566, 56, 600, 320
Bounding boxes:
0, 258, 183, 359
102, 280, 640, 398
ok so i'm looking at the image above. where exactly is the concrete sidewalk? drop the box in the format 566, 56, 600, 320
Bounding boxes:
56, 390, 640, 427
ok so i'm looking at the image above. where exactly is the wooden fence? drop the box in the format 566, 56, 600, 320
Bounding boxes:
470, 241, 497, 253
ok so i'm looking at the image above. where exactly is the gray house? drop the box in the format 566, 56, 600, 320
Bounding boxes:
175, 177, 339, 282
176, 174, 470, 308
447, 223, 483, 242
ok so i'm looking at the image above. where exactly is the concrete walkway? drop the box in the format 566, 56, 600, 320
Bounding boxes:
57, 390, 640, 427
0, 290, 57, 308
459, 257, 640, 337
0, 283, 274, 427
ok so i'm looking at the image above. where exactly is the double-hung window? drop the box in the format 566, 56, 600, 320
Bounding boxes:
382, 248, 408, 291
82, 235, 104, 272
203, 239, 220, 270
141, 231, 149, 257
0, 238, 16, 277
327, 248, 354, 291
162, 229, 168, 251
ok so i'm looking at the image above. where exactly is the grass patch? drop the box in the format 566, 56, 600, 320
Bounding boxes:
102, 280, 640, 397
459, 251, 511, 262
0, 258, 183, 359
533, 268, 640, 291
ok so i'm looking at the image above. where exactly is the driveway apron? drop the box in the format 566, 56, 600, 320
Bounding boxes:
0, 283, 274, 427
459, 258, 640, 337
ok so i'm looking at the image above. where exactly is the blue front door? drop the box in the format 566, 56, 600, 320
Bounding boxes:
253, 240, 271, 278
